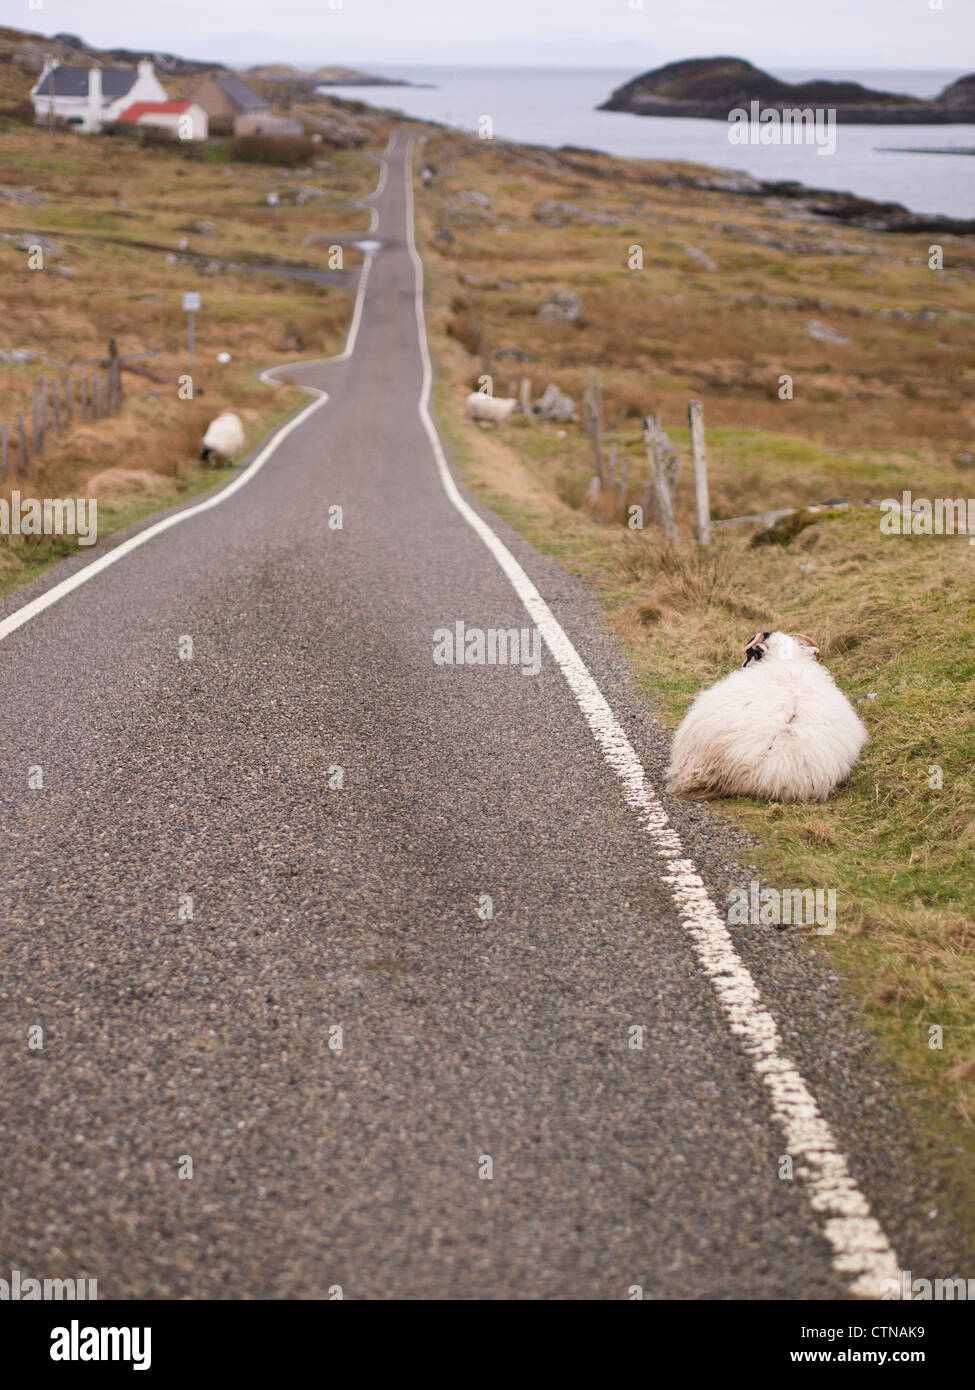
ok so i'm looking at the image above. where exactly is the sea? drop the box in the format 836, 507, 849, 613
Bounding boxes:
317, 65, 975, 218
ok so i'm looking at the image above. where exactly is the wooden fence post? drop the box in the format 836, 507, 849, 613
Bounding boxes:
607, 441, 617, 488
642, 415, 678, 539
32, 390, 41, 450
1, 422, 8, 481
39, 375, 47, 431
65, 375, 73, 425
52, 376, 61, 430
519, 376, 531, 414
81, 366, 88, 419
688, 399, 711, 546
617, 454, 629, 516
588, 368, 604, 485
17, 412, 26, 473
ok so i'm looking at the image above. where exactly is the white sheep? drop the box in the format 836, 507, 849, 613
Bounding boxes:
666, 630, 868, 803
465, 392, 517, 426
200, 412, 245, 463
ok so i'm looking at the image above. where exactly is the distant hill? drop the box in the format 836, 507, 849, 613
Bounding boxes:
599, 57, 975, 124
941, 72, 975, 109
0, 25, 408, 107
246, 62, 409, 87
0, 23, 225, 102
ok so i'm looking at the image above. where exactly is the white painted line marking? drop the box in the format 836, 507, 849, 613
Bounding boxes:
0, 158, 384, 646
402, 135, 901, 1299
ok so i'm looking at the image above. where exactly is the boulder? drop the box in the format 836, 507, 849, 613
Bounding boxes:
490, 347, 533, 363
533, 384, 578, 422
681, 242, 717, 271
0, 186, 47, 206
182, 219, 219, 236
805, 319, 852, 346
17, 234, 63, 258
532, 199, 621, 227
537, 286, 583, 323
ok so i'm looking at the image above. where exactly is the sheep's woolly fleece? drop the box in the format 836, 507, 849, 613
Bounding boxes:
666, 630, 868, 802
465, 392, 517, 423
201, 412, 245, 461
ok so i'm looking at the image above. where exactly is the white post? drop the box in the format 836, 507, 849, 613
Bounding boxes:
183, 292, 202, 374
688, 399, 711, 547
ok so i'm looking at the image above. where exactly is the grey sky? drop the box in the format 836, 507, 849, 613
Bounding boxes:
14, 0, 975, 70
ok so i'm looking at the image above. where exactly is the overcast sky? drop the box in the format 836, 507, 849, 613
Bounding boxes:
13, 0, 974, 70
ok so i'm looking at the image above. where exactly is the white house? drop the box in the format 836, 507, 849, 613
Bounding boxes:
118, 101, 209, 141
30, 59, 169, 133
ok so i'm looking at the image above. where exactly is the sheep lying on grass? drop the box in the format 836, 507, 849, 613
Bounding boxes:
465, 392, 517, 426
666, 630, 868, 803
200, 412, 245, 464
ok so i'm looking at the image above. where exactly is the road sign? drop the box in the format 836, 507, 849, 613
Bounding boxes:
183, 292, 202, 371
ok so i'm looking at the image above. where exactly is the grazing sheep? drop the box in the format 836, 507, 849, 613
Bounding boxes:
200, 412, 245, 463
666, 630, 868, 803
465, 392, 517, 426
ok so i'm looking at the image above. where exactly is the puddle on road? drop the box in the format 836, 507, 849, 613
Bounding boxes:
354, 240, 382, 255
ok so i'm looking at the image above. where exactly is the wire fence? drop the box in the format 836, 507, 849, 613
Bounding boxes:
1, 345, 124, 481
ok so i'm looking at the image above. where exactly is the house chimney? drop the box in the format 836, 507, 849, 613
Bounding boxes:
88, 66, 102, 123
137, 58, 153, 79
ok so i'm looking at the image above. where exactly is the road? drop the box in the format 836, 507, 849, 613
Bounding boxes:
0, 129, 963, 1300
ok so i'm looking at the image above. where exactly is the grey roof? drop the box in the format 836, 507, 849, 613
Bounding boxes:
214, 72, 268, 111
34, 66, 139, 100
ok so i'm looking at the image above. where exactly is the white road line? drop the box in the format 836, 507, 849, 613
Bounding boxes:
0, 158, 385, 647
402, 135, 901, 1299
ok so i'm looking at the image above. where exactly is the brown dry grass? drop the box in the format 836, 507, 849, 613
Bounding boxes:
422, 132, 975, 469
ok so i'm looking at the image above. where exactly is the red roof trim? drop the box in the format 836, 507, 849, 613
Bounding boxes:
118, 101, 195, 121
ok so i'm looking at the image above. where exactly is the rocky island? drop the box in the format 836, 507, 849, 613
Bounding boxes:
246, 63, 412, 88
599, 57, 975, 124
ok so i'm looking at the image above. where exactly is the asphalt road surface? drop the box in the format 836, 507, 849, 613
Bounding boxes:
0, 130, 965, 1300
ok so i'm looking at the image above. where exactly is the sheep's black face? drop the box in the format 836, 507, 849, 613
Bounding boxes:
742, 631, 773, 668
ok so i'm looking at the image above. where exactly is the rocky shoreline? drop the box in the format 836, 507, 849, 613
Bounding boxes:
650, 165, 975, 236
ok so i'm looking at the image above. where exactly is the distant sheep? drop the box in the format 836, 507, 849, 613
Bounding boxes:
666, 630, 868, 803
200, 412, 245, 463
465, 392, 517, 426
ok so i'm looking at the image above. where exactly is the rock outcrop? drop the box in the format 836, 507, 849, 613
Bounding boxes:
599, 57, 975, 125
